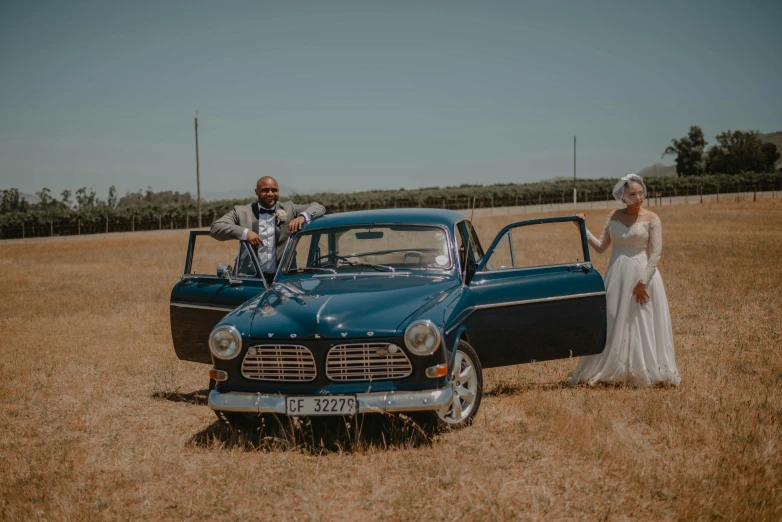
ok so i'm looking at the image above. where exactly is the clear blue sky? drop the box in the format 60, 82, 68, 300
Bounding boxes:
1, 0, 780, 200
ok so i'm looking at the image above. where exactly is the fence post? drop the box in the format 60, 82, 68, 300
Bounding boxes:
131, 216, 135, 232
50, 220, 53, 236
716, 183, 720, 201
78, 219, 81, 235
22, 221, 25, 238
159, 215, 162, 229
753, 184, 756, 202
700, 185, 703, 204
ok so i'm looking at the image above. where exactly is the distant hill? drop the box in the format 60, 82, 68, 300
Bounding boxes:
539, 163, 678, 183
635, 132, 782, 177
637, 163, 677, 178
202, 183, 299, 201
21, 193, 41, 204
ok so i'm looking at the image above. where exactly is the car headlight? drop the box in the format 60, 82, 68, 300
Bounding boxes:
209, 325, 242, 360
404, 320, 441, 356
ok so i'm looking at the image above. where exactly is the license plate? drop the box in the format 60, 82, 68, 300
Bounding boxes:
286, 396, 357, 416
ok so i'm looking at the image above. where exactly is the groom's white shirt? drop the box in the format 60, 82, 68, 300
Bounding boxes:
239, 205, 310, 274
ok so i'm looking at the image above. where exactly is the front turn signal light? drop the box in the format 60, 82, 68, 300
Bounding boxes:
425, 364, 448, 378
209, 368, 228, 382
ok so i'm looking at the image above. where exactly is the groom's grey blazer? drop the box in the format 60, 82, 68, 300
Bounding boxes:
210, 199, 326, 264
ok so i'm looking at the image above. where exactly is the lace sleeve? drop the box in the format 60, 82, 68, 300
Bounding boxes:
586, 215, 612, 253
641, 218, 662, 285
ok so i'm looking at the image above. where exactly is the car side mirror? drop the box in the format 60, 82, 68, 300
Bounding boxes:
217, 263, 232, 278
217, 264, 241, 286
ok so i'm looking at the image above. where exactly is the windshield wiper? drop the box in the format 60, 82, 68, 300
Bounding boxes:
315, 254, 395, 273
340, 260, 395, 272
293, 267, 337, 274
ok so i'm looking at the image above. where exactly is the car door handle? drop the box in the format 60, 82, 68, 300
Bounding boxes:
568, 262, 591, 273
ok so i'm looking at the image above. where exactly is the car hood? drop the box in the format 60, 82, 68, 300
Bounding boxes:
246, 274, 460, 340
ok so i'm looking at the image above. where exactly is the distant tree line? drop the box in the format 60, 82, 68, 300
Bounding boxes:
3, 169, 781, 240
0, 186, 200, 236
3, 125, 782, 240
663, 127, 780, 176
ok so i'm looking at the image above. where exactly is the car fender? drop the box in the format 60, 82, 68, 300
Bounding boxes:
444, 323, 473, 383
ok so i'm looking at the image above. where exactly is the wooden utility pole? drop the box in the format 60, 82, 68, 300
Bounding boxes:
194, 112, 202, 228
573, 136, 577, 205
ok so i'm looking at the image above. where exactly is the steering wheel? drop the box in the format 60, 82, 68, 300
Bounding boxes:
403, 251, 424, 265
313, 253, 359, 267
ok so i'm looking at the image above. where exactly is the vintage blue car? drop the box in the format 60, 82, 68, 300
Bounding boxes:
170, 209, 606, 428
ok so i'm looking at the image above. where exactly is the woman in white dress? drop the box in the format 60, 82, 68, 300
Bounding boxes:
568, 174, 680, 386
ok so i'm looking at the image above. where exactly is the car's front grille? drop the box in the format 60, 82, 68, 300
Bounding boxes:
241, 345, 317, 381
326, 343, 413, 382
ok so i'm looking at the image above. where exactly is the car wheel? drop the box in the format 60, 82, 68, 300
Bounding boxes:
432, 340, 482, 429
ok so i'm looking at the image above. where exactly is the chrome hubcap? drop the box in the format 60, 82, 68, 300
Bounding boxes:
437, 349, 478, 424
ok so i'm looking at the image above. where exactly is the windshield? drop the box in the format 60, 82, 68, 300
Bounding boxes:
282, 225, 452, 274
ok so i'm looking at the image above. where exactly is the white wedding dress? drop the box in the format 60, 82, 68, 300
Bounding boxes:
568, 215, 681, 386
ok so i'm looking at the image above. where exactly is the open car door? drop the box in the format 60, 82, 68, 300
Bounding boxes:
169, 231, 267, 363
464, 216, 606, 368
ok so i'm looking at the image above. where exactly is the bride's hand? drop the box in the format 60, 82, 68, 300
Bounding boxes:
632, 281, 650, 305
573, 213, 586, 228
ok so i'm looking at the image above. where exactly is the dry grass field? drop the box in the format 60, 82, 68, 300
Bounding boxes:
1, 200, 781, 521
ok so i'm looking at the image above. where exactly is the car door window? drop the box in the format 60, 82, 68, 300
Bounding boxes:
483, 221, 584, 271
235, 242, 261, 277
456, 225, 467, 277
189, 235, 242, 276
457, 221, 484, 282
187, 233, 260, 278
467, 222, 484, 260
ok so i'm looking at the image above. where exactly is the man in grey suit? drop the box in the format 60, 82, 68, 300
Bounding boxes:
210, 176, 326, 284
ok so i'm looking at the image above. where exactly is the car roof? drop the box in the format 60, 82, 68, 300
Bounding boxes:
302, 208, 467, 231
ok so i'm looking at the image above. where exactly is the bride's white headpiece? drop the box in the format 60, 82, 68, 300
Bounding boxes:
612, 173, 647, 203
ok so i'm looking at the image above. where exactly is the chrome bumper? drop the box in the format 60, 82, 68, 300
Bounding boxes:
208, 386, 453, 415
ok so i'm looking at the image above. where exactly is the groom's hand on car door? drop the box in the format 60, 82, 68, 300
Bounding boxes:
246, 231, 263, 247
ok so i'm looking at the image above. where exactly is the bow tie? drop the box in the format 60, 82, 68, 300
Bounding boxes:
258, 206, 276, 215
